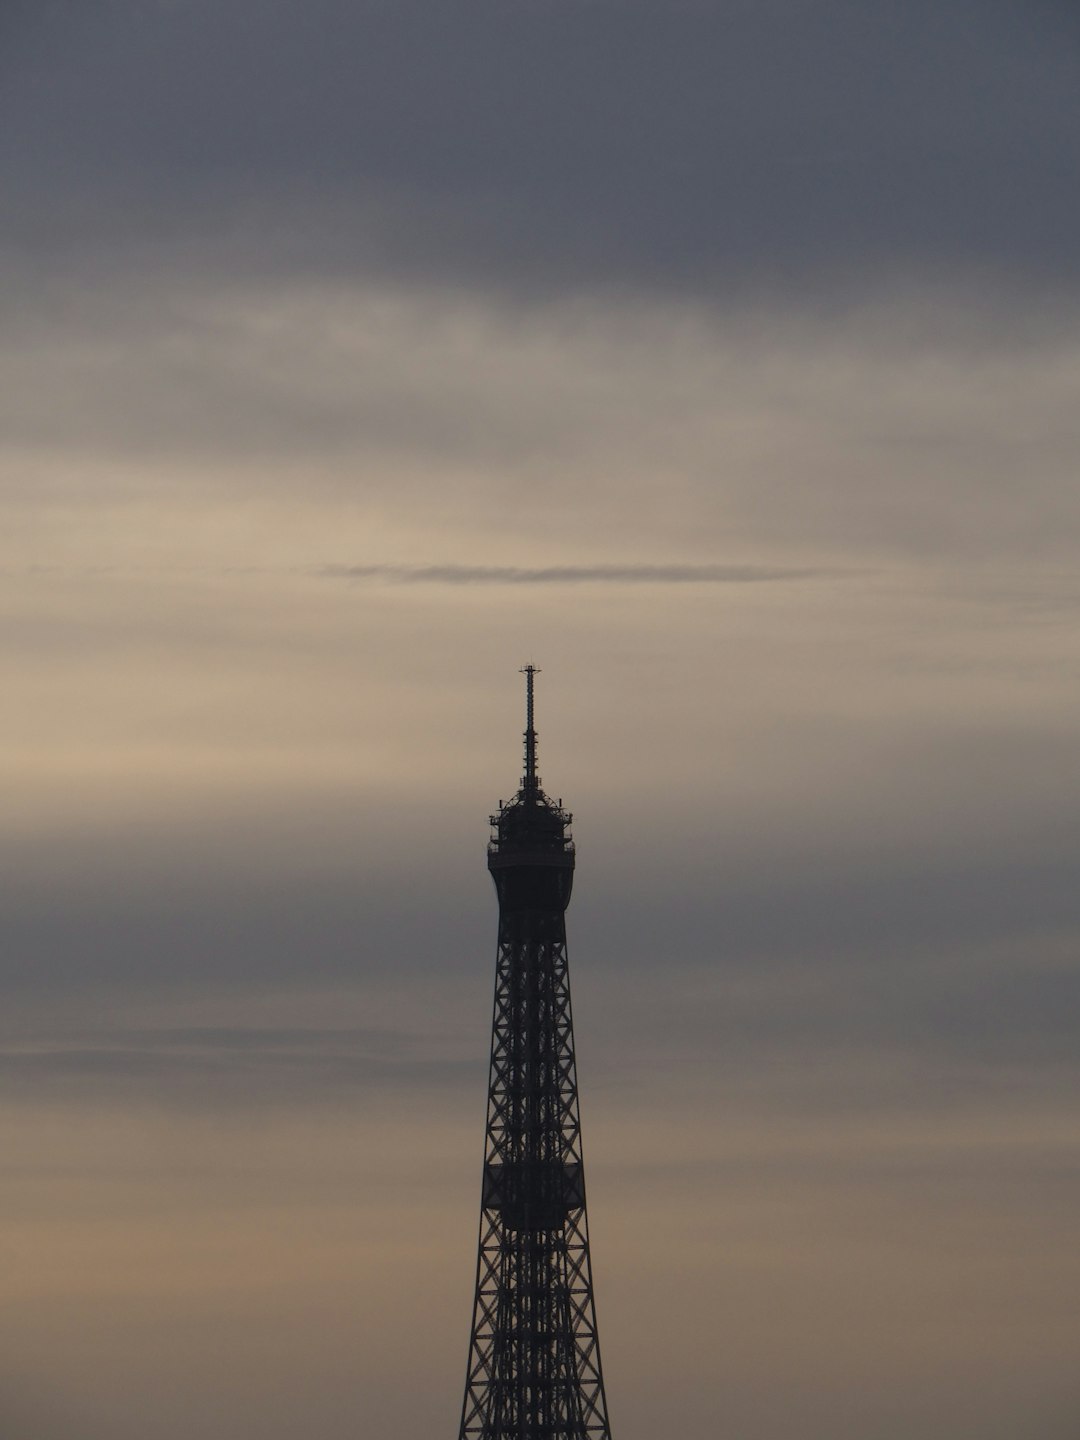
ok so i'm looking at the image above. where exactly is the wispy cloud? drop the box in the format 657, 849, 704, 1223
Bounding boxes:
317, 562, 838, 585
0, 1026, 471, 1105
0, 561, 843, 585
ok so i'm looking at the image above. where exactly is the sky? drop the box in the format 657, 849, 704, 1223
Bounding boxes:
2, 2, 1079, 1436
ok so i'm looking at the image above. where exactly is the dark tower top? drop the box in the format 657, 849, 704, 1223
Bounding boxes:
488, 666, 575, 913
459, 666, 612, 1440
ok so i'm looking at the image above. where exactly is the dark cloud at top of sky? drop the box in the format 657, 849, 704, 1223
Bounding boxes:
4, 0, 1080, 295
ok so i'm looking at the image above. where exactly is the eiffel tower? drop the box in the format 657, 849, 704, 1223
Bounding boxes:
458, 666, 613, 1440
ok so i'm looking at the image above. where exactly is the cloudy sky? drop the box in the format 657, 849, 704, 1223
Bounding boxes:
2, 3, 1079, 1437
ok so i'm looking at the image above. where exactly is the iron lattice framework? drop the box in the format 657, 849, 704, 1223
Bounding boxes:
459, 667, 612, 1440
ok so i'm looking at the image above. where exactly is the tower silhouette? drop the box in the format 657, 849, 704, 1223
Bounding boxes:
458, 667, 613, 1440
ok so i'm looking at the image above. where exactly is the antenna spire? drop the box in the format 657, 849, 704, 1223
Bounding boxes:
520, 664, 540, 792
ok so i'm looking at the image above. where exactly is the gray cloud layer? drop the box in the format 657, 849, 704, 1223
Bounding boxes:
4, 0, 1080, 294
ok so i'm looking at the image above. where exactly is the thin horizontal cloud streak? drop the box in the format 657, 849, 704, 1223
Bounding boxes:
0, 1027, 474, 1105
318, 563, 837, 586
0, 562, 839, 585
